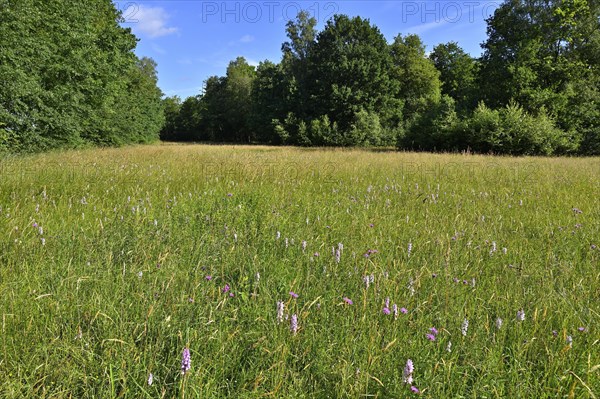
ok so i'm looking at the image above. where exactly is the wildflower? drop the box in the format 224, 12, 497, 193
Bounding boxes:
363, 275, 370, 289
410, 386, 420, 394
38, 226, 43, 235
400, 307, 408, 314
277, 301, 284, 323
289, 291, 298, 299
566, 335, 573, 347
302, 240, 307, 252
382, 307, 391, 315
490, 241, 497, 255
181, 348, 191, 375
552, 330, 558, 337
285, 238, 288, 248
502, 247, 508, 255
290, 314, 298, 335
222, 284, 230, 294
227, 193, 233, 197
432, 273, 437, 278
335, 249, 341, 263
407, 242, 413, 257
41, 238, 46, 246
205, 275, 212, 281
188, 297, 194, 303
255, 272, 260, 282
385, 297, 390, 308
578, 327, 587, 332
403, 359, 414, 384
313, 252, 319, 257
429, 327, 439, 336
446, 341, 452, 352
496, 317, 503, 330
233, 233, 238, 242
426, 333, 436, 341
461, 319, 469, 336
343, 297, 353, 305
338, 243, 344, 251
137, 271, 143, 280
369, 223, 374, 228
516, 309, 525, 322
148, 373, 153, 386
407, 277, 415, 296
276, 231, 281, 240
572, 207, 583, 214
392, 304, 398, 319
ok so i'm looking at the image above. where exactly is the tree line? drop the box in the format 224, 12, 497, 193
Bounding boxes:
0, 0, 164, 153
162, 0, 600, 155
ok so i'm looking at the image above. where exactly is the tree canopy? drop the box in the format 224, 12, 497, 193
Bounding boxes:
3, 0, 599, 155
0, 0, 164, 152
162, 1, 600, 154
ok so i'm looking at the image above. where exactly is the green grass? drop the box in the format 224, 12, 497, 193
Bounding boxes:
1, 144, 599, 398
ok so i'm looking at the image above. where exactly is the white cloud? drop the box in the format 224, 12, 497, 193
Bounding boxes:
240, 35, 255, 43
151, 43, 167, 55
134, 6, 178, 38
245, 58, 259, 67
229, 35, 256, 46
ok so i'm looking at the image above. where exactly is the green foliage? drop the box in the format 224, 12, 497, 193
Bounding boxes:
250, 61, 289, 144
159, 5, 599, 155
390, 34, 441, 122
160, 96, 183, 141
461, 102, 572, 155
430, 42, 480, 112
480, 0, 600, 153
281, 11, 318, 121
307, 15, 399, 135
0, 0, 164, 152
402, 95, 460, 151
463, 102, 503, 153
348, 109, 383, 146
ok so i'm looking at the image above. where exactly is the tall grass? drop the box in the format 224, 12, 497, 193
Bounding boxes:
1, 144, 598, 398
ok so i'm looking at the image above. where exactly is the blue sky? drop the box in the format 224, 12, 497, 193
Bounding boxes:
114, 1, 501, 99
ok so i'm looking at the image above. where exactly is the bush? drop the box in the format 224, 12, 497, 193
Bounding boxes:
309, 115, 341, 146
460, 102, 571, 155
401, 95, 460, 151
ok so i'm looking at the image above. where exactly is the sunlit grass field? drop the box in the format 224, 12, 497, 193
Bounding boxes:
1, 144, 599, 398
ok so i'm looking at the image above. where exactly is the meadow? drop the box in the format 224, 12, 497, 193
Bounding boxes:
0, 144, 598, 398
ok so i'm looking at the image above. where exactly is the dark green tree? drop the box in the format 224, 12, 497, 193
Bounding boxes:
0, 0, 164, 152
389, 34, 441, 123
222, 57, 256, 142
429, 42, 479, 112
160, 96, 182, 141
306, 14, 400, 145
480, 0, 600, 153
199, 76, 227, 141
281, 11, 318, 120
250, 61, 289, 143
